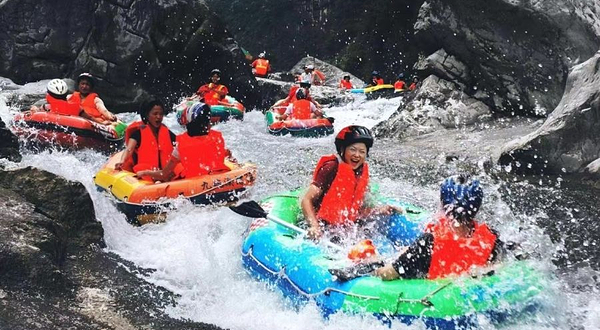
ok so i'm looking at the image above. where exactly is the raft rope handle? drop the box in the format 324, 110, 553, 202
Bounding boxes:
242, 245, 380, 301
395, 282, 452, 309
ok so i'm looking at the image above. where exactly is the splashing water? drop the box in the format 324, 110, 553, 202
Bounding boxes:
1, 92, 598, 330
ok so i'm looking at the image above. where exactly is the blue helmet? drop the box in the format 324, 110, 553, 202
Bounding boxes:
440, 175, 483, 220
177, 101, 210, 126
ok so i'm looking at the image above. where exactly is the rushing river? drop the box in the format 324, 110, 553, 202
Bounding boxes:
1, 94, 599, 330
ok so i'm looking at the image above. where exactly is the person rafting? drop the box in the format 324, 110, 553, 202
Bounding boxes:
136, 101, 233, 182
30, 79, 81, 116
394, 73, 406, 92
114, 99, 178, 179
408, 76, 419, 91
196, 69, 229, 106
339, 74, 354, 90
251, 52, 271, 77
301, 125, 403, 241
68, 73, 119, 126
277, 88, 323, 121
373, 175, 505, 280
270, 79, 321, 111
367, 70, 384, 87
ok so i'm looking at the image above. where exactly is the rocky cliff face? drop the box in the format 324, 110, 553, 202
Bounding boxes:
210, 0, 600, 117
498, 51, 600, 175
0, 0, 260, 111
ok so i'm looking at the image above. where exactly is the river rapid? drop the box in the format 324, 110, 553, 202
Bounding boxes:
1, 94, 599, 330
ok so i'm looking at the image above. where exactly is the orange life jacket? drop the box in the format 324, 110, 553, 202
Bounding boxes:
45, 94, 80, 116
290, 99, 312, 119
314, 155, 369, 226
375, 78, 384, 85
394, 80, 406, 91
201, 83, 228, 106
409, 82, 417, 91
339, 80, 353, 89
175, 130, 229, 178
313, 70, 326, 85
253, 59, 270, 76
70, 92, 105, 119
132, 124, 174, 173
427, 217, 496, 279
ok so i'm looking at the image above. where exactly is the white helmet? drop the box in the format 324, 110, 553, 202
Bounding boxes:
258, 52, 266, 59
47, 79, 68, 96
306, 64, 315, 70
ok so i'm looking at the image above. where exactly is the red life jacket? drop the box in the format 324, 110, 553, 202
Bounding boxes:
394, 80, 406, 91
409, 82, 417, 91
290, 99, 312, 119
313, 70, 326, 85
339, 80, 353, 89
132, 124, 174, 173
314, 155, 369, 226
45, 94, 80, 116
199, 83, 228, 106
427, 217, 497, 279
175, 130, 229, 178
253, 59, 270, 76
70, 92, 105, 119
375, 78, 384, 85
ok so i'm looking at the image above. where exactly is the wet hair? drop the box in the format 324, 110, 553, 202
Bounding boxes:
138, 99, 165, 124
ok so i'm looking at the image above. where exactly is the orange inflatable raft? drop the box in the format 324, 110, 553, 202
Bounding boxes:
12, 111, 125, 153
94, 151, 257, 224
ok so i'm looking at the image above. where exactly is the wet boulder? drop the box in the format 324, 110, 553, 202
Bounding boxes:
498, 51, 600, 174
373, 75, 492, 139
0, 117, 21, 162
0, 0, 260, 112
290, 57, 365, 88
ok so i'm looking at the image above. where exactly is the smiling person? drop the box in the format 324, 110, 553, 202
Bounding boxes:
196, 69, 229, 106
301, 126, 403, 241
114, 99, 177, 181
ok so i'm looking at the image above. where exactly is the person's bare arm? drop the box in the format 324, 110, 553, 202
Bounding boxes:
301, 184, 324, 240
114, 139, 138, 170
136, 158, 179, 182
95, 97, 117, 121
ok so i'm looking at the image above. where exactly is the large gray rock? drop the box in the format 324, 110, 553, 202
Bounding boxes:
0, 167, 222, 329
0, 0, 260, 112
498, 51, 600, 174
0, 118, 21, 162
373, 75, 492, 139
413, 0, 600, 116
290, 57, 365, 87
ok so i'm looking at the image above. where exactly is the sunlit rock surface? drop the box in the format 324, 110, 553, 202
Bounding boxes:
498, 51, 600, 174
0, 0, 260, 111
373, 75, 492, 138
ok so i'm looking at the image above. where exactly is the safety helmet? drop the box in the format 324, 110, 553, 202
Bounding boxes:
258, 52, 266, 59
397, 73, 405, 79
178, 101, 211, 126
306, 64, 315, 70
371, 70, 380, 76
47, 79, 69, 98
77, 72, 95, 87
334, 125, 374, 155
138, 99, 164, 124
295, 88, 306, 100
440, 175, 483, 221
210, 69, 221, 77
299, 79, 311, 88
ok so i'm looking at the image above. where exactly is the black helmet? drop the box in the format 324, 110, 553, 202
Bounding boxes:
334, 125, 374, 155
210, 69, 221, 77
184, 101, 212, 136
440, 175, 483, 221
371, 70, 380, 76
138, 99, 164, 124
77, 72, 95, 87
295, 88, 306, 100
343, 74, 350, 80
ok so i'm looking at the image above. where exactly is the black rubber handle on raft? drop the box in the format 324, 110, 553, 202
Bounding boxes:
229, 200, 268, 219
328, 261, 385, 282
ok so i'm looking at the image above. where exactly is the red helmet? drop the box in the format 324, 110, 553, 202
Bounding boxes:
334, 125, 374, 155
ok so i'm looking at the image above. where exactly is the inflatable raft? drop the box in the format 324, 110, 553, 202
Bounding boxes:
95, 151, 257, 224
241, 191, 544, 329
176, 96, 244, 124
265, 107, 334, 137
11, 111, 126, 153
349, 84, 396, 99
